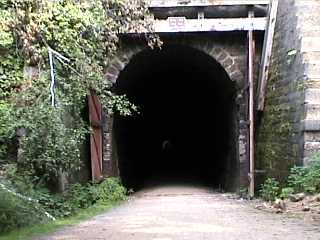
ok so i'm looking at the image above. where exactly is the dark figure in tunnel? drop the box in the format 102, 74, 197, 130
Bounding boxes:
113, 44, 238, 191
160, 139, 178, 179
161, 139, 173, 162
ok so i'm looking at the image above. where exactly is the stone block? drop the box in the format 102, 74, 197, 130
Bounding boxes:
295, 0, 320, 7
303, 119, 320, 131
305, 61, 320, 76
304, 141, 320, 152
239, 141, 246, 156
229, 70, 243, 82
305, 88, 320, 104
303, 141, 320, 165
222, 57, 234, 68
301, 37, 320, 52
305, 104, 320, 120
216, 50, 229, 63
304, 131, 320, 142
300, 26, 320, 38
209, 47, 223, 58
112, 58, 126, 71
302, 52, 320, 63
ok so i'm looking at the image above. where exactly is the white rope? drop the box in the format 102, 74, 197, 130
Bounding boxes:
49, 49, 56, 107
48, 47, 70, 63
0, 183, 56, 221
0, 183, 36, 202
48, 47, 71, 107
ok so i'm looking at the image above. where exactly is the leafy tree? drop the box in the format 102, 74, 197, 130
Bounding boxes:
0, 0, 161, 183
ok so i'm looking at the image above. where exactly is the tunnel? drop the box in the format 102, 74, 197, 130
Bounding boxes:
113, 44, 238, 191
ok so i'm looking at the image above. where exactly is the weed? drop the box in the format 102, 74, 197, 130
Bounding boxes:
260, 178, 280, 201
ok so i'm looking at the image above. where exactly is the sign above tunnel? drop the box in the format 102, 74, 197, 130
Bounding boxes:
167, 17, 186, 31
128, 0, 268, 34
154, 17, 266, 33
149, 0, 269, 8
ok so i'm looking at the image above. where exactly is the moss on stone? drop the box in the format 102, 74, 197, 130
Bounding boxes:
256, 60, 298, 185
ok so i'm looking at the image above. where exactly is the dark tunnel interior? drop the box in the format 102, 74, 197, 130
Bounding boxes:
113, 45, 238, 191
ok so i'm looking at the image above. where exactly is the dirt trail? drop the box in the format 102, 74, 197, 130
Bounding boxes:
36, 185, 320, 240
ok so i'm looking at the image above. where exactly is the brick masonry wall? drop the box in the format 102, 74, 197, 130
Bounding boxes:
256, 0, 320, 183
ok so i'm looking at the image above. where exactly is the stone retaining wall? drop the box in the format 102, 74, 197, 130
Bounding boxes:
256, 0, 320, 183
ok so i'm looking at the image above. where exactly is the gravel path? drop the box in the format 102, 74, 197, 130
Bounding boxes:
36, 185, 320, 240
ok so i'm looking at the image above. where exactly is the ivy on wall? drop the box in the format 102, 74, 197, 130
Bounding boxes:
0, 0, 161, 183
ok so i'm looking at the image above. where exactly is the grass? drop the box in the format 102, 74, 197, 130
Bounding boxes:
0, 201, 122, 240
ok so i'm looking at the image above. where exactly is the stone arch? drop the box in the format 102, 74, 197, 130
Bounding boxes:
195, 45, 245, 84
104, 44, 242, 190
105, 43, 244, 86
103, 42, 249, 189
105, 47, 144, 84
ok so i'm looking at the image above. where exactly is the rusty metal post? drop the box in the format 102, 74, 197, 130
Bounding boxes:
248, 10, 255, 197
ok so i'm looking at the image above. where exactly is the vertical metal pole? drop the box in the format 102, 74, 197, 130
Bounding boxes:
248, 10, 255, 197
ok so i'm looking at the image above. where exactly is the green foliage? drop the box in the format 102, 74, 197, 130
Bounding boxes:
0, 53, 24, 99
287, 166, 309, 193
259, 153, 320, 201
0, 186, 49, 233
0, 102, 15, 159
18, 104, 88, 182
0, 203, 115, 240
0, 1, 14, 48
288, 154, 320, 194
0, 2, 150, 234
0, 177, 127, 233
3, 164, 34, 193
0, 0, 160, 183
36, 189, 71, 218
64, 178, 126, 214
93, 177, 127, 203
260, 178, 280, 201
41, 178, 126, 219
238, 186, 248, 198
0, 0, 152, 234
280, 187, 294, 199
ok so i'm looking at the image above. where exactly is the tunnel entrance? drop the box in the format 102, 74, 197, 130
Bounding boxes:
113, 45, 238, 191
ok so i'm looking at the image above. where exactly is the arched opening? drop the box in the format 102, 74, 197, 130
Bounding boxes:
113, 45, 238, 191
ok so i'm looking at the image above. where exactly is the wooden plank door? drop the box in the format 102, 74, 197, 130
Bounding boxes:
88, 90, 104, 182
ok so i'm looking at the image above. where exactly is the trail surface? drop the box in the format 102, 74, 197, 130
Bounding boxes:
36, 185, 320, 240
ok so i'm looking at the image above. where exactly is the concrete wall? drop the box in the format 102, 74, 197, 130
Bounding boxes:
256, 0, 320, 183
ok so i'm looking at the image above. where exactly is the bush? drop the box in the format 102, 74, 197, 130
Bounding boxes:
259, 153, 320, 202
38, 178, 127, 219
0, 102, 15, 160
36, 188, 73, 219
260, 178, 280, 201
94, 178, 127, 203
0, 176, 127, 233
0, 187, 49, 233
280, 187, 294, 199
288, 154, 320, 194
65, 178, 127, 212
66, 183, 95, 210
